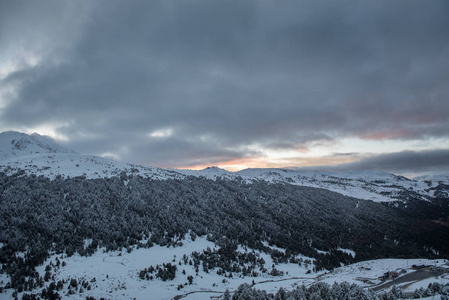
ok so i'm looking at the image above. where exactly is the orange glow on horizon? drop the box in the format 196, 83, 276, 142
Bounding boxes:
174, 154, 362, 172
175, 156, 271, 172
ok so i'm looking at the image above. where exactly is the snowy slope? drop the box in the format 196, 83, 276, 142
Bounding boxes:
0, 236, 317, 300
1, 236, 447, 300
0, 131, 183, 180
414, 174, 449, 185
0, 152, 184, 180
236, 168, 439, 203
1, 131, 448, 202
175, 167, 446, 202
0, 131, 74, 160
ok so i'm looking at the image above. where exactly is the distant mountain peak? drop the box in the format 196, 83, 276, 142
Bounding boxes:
202, 166, 228, 171
199, 166, 233, 175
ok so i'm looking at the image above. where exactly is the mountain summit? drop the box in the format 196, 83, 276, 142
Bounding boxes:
0, 131, 74, 160
0, 131, 182, 180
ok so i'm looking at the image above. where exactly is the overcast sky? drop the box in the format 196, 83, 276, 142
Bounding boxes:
1, 0, 449, 175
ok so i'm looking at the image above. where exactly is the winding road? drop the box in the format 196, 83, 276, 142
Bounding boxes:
172, 276, 317, 300
172, 269, 444, 299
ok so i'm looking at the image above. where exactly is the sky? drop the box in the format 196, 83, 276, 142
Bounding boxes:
1, 0, 449, 176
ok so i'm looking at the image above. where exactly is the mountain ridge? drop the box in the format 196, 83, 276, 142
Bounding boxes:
1, 131, 448, 203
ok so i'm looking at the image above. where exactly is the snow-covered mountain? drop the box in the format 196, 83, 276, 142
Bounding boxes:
0, 131, 183, 180
175, 167, 448, 203
236, 168, 440, 203
1, 131, 447, 203
414, 173, 449, 184
0, 131, 74, 160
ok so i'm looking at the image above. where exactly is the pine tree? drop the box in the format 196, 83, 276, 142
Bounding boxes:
223, 289, 231, 300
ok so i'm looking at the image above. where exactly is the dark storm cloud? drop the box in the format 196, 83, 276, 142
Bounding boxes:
1, 0, 449, 167
295, 149, 449, 175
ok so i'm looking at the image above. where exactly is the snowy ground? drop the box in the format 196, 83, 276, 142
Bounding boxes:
319, 258, 449, 288
0, 152, 184, 181
1, 236, 447, 300
0, 236, 317, 300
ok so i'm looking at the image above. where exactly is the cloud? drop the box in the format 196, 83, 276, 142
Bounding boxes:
1, 0, 448, 169
293, 149, 449, 175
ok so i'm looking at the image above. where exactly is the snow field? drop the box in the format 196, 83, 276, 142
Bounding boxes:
3, 235, 447, 300
5, 236, 318, 300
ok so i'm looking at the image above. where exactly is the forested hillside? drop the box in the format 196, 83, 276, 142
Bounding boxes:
1, 171, 448, 295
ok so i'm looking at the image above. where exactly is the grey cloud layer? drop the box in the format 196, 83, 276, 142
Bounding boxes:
294, 149, 449, 175
1, 0, 449, 167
